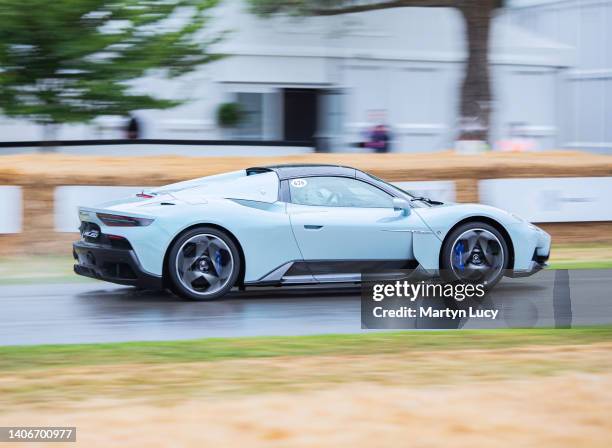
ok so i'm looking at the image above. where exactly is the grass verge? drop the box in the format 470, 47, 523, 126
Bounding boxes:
548, 260, 612, 269
0, 255, 92, 285
2, 326, 612, 373
549, 243, 612, 269
2, 328, 612, 408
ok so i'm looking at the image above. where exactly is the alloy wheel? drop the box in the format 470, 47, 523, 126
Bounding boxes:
175, 233, 234, 296
450, 228, 505, 285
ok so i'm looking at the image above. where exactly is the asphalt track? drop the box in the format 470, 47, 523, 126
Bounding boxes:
0, 269, 611, 345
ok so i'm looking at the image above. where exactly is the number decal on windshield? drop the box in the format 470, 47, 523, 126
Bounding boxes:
291, 179, 307, 188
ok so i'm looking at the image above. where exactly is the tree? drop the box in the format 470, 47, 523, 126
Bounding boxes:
249, 0, 502, 143
216, 102, 243, 127
0, 0, 222, 140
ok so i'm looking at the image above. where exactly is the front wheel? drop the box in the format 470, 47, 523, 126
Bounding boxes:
440, 222, 508, 289
167, 227, 241, 301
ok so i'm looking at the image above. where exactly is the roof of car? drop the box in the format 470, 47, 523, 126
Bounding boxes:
247, 164, 357, 180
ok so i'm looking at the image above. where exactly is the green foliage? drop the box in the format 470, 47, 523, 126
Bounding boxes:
0, 0, 222, 126
216, 101, 242, 127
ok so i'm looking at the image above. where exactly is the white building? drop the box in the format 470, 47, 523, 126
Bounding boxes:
506, 0, 612, 153
0, 0, 609, 152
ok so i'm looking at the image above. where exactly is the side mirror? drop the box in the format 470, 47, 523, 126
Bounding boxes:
392, 198, 411, 215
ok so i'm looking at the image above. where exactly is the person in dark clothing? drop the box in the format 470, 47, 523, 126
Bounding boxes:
363, 123, 392, 153
126, 116, 141, 140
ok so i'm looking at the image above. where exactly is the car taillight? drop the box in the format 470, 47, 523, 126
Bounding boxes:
96, 213, 154, 227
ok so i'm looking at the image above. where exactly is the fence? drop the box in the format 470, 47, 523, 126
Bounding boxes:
1, 150, 611, 254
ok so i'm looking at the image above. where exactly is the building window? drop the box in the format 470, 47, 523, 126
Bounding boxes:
234, 92, 263, 139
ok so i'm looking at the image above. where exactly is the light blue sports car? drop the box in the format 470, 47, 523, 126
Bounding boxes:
73, 164, 551, 300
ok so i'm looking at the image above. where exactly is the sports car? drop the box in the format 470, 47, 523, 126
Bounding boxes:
73, 164, 551, 300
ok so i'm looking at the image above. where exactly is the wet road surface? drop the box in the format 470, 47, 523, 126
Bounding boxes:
0, 269, 610, 345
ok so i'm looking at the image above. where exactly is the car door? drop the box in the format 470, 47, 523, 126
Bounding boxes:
285, 176, 427, 280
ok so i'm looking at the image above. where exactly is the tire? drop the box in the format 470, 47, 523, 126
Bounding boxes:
440, 221, 509, 289
167, 226, 241, 301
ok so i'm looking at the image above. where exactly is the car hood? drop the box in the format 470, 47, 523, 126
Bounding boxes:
414, 202, 524, 230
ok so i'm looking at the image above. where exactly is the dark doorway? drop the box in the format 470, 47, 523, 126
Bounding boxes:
283, 89, 319, 144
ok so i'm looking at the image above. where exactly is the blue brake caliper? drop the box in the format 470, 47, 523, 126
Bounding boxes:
214, 250, 222, 274
454, 241, 465, 271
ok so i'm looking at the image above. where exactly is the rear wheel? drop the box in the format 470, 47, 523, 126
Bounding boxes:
167, 227, 241, 300
441, 222, 508, 289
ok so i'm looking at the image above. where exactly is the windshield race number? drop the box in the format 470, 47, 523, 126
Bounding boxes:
291, 179, 307, 188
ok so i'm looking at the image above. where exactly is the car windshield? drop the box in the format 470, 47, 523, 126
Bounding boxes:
364, 173, 416, 199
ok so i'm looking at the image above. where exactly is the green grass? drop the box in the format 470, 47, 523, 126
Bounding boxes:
0, 255, 92, 285
2, 326, 612, 372
548, 260, 612, 270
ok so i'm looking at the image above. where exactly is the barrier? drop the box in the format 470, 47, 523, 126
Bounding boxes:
479, 177, 612, 223
0, 186, 22, 234
54, 186, 148, 232
393, 181, 456, 203
0, 140, 313, 158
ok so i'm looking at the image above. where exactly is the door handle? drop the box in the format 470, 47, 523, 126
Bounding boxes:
304, 224, 323, 230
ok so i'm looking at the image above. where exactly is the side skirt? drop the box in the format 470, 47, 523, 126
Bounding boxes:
244, 259, 420, 287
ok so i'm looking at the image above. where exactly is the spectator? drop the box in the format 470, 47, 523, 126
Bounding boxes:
363, 123, 392, 153
126, 115, 141, 140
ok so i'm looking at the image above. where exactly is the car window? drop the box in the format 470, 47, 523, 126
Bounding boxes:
289, 176, 394, 208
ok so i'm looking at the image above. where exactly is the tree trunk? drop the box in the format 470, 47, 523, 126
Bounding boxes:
457, 0, 495, 143
40, 123, 58, 152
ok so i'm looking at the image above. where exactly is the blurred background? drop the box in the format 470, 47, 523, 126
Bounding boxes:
0, 0, 610, 154
0, 0, 611, 257
1, 3, 612, 446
